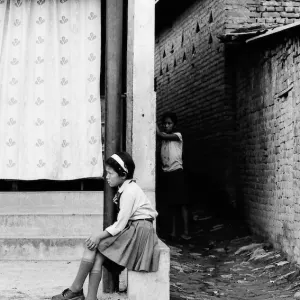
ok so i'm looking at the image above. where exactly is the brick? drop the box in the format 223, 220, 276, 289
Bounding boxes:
262, 12, 280, 18
256, 17, 267, 23
257, 6, 267, 12
281, 12, 300, 17
249, 6, 258, 11
282, 2, 294, 7
262, 1, 281, 6
266, 6, 276, 12
286, 18, 296, 23
275, 17, 286, 24
285, 6, 296, 12
265, 17, 276, 22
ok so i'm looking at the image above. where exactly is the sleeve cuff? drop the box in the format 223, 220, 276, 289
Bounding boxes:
105, 226, 119, 236
174, 132, 182, 141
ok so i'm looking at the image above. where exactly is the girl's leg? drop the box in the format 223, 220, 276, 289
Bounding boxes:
70, 247, 97, 292
181, 205, 191, 239
170, 215, 176, 237
86, 252, 106, 300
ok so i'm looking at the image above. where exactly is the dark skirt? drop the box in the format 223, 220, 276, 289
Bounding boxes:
98, 219, 160, 272
158, 168, 188, 206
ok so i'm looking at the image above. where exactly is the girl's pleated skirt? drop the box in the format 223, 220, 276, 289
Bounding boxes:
98, 219, 160, 272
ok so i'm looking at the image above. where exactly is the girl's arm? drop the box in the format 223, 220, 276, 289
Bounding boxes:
104, 189, 136, 236
86, 230, 111, 250
156, 125, 180, 141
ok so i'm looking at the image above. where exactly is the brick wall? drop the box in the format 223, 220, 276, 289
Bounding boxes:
155, 0, 300, 211
225, 0, 300, 32
155, 0, 237, 209
235, 29, 300, 261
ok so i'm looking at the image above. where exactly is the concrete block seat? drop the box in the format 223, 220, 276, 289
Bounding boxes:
127, 239, 170, 300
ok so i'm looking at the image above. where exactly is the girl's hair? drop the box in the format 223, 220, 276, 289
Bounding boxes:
162, 111, 178, 125
105, 151, 135, 179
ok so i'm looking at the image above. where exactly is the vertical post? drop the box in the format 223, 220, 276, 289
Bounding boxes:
127, 0, 156, 207
103, 0, 124, 293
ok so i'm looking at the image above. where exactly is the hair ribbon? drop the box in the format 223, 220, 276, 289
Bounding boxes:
111, 154, 128, 173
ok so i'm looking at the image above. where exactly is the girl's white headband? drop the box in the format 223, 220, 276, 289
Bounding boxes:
111, 154, 128, 173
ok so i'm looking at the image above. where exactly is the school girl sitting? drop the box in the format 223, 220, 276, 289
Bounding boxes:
52, 152, 159, 300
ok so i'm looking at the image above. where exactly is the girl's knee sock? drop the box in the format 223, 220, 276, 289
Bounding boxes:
70, 259, 94, 292
86, 270, 102, 300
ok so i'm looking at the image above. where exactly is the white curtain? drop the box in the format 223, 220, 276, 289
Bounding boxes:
0, 0, 103, 180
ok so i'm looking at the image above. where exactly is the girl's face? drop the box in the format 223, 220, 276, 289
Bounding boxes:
163, 117, 175, 133
105, 165, 126, 188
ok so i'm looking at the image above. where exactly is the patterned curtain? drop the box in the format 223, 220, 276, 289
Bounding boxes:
0, 0, 103, 180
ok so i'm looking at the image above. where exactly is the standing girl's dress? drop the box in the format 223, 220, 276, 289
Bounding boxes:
98, 179, 159, 272
160, 132, 188, 208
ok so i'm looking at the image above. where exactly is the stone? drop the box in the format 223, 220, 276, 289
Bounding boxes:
295, 291, 300, 298
127, 240, 170, 300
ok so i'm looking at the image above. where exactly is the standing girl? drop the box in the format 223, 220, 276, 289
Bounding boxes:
156, 112, 190, 240
52, 152, 159, 300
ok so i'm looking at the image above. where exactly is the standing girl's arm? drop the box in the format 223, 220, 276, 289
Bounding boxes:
156, 125, 180, 141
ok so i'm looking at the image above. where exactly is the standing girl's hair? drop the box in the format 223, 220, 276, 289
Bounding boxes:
105, 151, 135, 179
161, 111, 178, 125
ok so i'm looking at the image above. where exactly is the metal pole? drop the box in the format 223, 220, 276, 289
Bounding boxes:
103, 0, 124, 293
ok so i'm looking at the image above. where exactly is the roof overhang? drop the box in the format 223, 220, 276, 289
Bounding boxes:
246, 21, 300, 43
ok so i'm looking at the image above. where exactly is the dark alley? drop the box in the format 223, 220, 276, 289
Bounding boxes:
166, 212, 300, 300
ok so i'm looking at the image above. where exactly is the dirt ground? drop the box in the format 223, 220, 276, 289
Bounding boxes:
2, 211, 300, 300
165, 212, 300, 300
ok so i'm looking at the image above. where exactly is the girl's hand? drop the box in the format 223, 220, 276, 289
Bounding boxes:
85, 234, 101, 251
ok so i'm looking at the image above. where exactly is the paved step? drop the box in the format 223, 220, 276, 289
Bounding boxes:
0, 237, 86, 260
0, 192, 105, 260
0, 213, 103, 237
0, 260, 128, 299
0, 191, 104, 212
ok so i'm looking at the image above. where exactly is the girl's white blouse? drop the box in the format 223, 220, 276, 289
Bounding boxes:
105, 180, 158, 236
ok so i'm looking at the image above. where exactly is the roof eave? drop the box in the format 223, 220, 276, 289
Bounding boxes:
246, 21, 300, 43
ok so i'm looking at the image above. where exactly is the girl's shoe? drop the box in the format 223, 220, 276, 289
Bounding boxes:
52, 288, 85, 300
180, 233, 192, 240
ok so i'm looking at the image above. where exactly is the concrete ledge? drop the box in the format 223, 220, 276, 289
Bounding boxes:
0, 191, 104, 213
127, 239, 170, 300
0, 213, 103, 237
0, 237, 85, 260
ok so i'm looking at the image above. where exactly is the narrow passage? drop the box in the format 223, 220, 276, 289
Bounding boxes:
165, 213, 300, 300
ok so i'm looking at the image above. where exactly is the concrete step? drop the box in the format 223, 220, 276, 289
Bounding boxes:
0, 213, 103, 237
1, 260, 128, 299
0, 191, 103, 211
0, 191, 105, 260
0, 237, 86, 260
